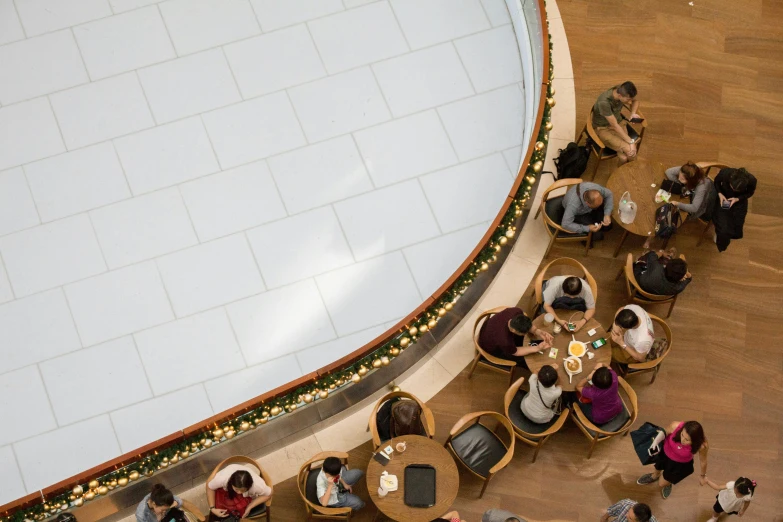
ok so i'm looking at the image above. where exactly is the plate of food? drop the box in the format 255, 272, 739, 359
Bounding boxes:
564, 356, 582, 376
568, 340, 587, 358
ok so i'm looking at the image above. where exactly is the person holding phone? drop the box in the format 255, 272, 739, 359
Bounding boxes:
207, 464, 272, 521
541, 275, 596, 332
136, 484, 181, 522
316, 457, 365, 511
711, 167, 756, 252
591, 81, 641, 164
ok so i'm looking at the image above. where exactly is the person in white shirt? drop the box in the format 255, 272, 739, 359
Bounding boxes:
610, 305, 654, 365
703, 476, 755, 521
206, 463, 272, 520
542, 275, 596, 332
520, 365, 562, 424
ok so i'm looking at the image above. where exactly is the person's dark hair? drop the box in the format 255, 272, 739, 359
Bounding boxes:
632, 503, 652, 522
562, 276, 583, 296
617, 81, 638, 98
679, 162, 705, 190
592, 367, 613, 389
538, 365, 558, 387
664, 258, 688, 283
322, 456, 342, 477
227, 469, 253, 499
674, 420, 705, 454
615, 308, 639, 329
150, 484, 174, 507
730, 168, 752, 193
508, 313, 532, 335
162, 508, 188, 522
734, 476, 756, 496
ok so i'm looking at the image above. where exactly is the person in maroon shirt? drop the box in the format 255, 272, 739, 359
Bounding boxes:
478, 307, 554, 367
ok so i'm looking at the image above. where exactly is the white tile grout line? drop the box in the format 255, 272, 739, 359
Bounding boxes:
106, 413, 125, 456
219, 46, 246, 100
433, 105, 462, 163
17, 165, 43, 225
135, 70, 159, 126
450, 40, 479, 96
200, 383, 217, 417
175, 184, 202, 245
263, 158, 293, 217
349, 132, 376, 189
85, 212, 111, 272
242, 231, 269, 294
198, 114, 224, 172
9, 442, 31, 495
385, 0, 412, 52
476, 0, 492, 27
9, 0, 27, 39
43, 95, 68, 153
415, 176, 444, 235
0, 249, 16, 300
69, 26, 93, 82
156, 3, 179, 57
130, 334, 158, 398
304, 21, 330, 80
33, 363, 60, 427
152, 259, 177, 319
282, 89, 311, 145
399, 250, 425, 302
222, 307, 250, 369
328, 204, 358, 263
311, 278, 342, 346
245, 0, 265, 34
110, 140, 135, 197
60, 285, 87, 350
367, 65, 395, 124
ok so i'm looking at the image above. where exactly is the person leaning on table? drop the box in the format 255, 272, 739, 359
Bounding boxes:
560, 182, 614, 241
609, 305, 654, 365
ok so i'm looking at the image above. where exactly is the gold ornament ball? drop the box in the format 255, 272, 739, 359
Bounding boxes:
526, 175, 537, 185
181, 450, 190, 458
499, 236, 508, 246
535, 141, 545, 151
118, 477, 129, 487
444, 302, 453, 311
545, 121, 553, 131
73, 498, 84, 507
162, 457, 169, 463
480, 262, 489, 271
357, 366, 368, 376
505, 229, 515, 238
336, 379, 344, 386
84, 491, 96, 501
372, 358, 382, 368
69, 495, 76, 501
240, 421, 251, 431
351, 373, 361, 383
145, 469, 154, 477
261, 410, 270, 418
437, 307, 446, 317
225, 429, 236, 439
390, 347, 400, 356
202, 439, 213, 448
392, 386, 401, 392
427, 318, 437, 329
60, 503, 68, 510
381, 356, 390, 366
270, 406, 282, 416
419, 323, 429, 333
72, 485, 84, 496
288, 404, 297, 411
549, 88, 556, 96
319, 390, 329, 399
328, 383, 336, 390
532, 161, 543, 173
160, 462, 169, 468
97, 486, 108, 496
212, 428, 224, 439
400, 337, 410, 347
408, 326, 418, 336
303, 393, 314, 403
129, 471, 140, 481
257, 417, 268, 425
88, 480, 99, 490
547, 97, 556, 107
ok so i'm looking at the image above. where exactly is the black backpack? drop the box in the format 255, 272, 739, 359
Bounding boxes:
654, 203, 681, 238
554, 142, 589, 179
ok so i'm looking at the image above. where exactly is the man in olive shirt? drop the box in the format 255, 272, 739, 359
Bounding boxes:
592, 81, 641, 164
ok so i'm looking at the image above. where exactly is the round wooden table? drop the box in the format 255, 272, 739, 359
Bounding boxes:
606, 159, 668, 257
523, 310, 610, 392
366, 435, 459, 522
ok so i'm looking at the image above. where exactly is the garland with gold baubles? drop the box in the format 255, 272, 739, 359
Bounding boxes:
2, 37, 556, 522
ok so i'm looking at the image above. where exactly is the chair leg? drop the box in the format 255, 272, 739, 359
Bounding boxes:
479, 473, 493, 498
467, 352, 481, 379
531, 443, 542, 463
535, 204, 543, 220
591, 151, 601, 181
651, 365, 660, 384
587, 437, 598, 459
613, 229, 629, 258
697, 221, 711, 246
615, 265, 625, 281
584, 231, 592, 256
543, 231, 558, 259
266, 507, 271, 522
508, 368, 515, 388
662, 235, 670, 249
667, 296, 676, 318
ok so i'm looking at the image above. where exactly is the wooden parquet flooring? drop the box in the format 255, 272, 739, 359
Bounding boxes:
247, 1, 783, 520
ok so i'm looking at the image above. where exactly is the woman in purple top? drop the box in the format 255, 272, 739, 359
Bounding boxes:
576, 364, 622, 424
636, 420, 709, 500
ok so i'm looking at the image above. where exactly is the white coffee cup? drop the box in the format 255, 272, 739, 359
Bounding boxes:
544, 313, 554, 325
553, 322, 562, 334
395, 441, 406, 453
377, 485, 388, 498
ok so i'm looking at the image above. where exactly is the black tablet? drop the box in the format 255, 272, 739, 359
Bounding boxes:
404, 464, 436, 507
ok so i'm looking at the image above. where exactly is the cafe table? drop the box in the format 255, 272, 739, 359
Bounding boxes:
366, 435, 458, 522
523, 310, 610, 392
606, 159, 687, 257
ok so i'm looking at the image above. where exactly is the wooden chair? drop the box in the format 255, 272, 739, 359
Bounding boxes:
367, 390, 435, 450
180, 500, 206, 522
578, 106, 648, 180
528, 257, 599, 317
205, 456, 272, 522
694, 162, 729, 246
297, 451, 353, 521
569, 376, 638, 459
626, 313, 672, 384
615, 253, 682, 317
467, 306, 517, 387
534, 178, 593, 258
503, 377, 570, 463
445, 411, 515, 498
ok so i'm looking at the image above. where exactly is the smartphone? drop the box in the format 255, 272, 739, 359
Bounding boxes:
567, 322, 576, 331
629, 117, 644, 123
591, 338, 607, 349
721, 200, 731, 209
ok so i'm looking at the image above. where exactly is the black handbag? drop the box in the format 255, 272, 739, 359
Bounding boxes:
630, 422, 665, 465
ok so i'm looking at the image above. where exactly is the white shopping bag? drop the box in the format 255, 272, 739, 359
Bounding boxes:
618, 190, 638, 224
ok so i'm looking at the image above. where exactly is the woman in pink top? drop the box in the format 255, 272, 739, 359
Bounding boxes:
636, 420, 709, 500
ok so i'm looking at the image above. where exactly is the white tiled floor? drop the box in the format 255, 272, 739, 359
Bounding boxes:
0, 0, 528, 496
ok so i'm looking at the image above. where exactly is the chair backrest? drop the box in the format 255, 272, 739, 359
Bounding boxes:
297, 452, 350, 517
368, 391, 435, 448
503, 376, 526, 418
695, 162, 730, 180
647, 313, 673, 364
538, 178, 585, 234
447, 411, 515, 475
473, 306, 517, 367
616, 376, 639, 431
533, 257, 599, 312
205, 455, 271, 500
623, 253, 675, 302
585, 108, 605, 151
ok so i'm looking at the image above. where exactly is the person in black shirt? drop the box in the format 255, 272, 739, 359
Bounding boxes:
711, 168, 756, 252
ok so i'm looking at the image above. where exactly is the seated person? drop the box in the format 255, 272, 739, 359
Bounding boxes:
610, 305, 654, 365
665, 162, 712, 219
316, 456, 365, 511
432, 511, 463, 522
576, 364, 622, 424
712, 167, 757, 252
634, 250, 692, 296
592, 81, 641, 164
520, 364, 562, 424
478, 307, 554, 367
377, 399, 424, 442
542, 275, 596, 331
561, 182, 614, 240
136, 484, 181, 522
207, 463, 272, 521
483, 509, 527, 522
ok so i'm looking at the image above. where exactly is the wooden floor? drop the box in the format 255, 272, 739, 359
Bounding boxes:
252, 1, 783, 520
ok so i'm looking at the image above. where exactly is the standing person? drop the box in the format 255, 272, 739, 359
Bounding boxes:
316, 456, 365, 512
703, 476, 755, 521
711, 167, 756, 252
560, 182, 614, 241
478, 307, 554, 367
575, 364, 622, 424
591, 82, 641, 164
207, 464, 272, 521
136, 484, 181, 522
520, 364, 562, 424
610, 305, 654, 366
601, 500, 655, 522
637, 420, 709, 499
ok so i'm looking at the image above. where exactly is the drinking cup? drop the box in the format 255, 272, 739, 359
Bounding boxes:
377, 485, 388, 498
543, 313, 554, 325
395, 441, 407, 453
553, 322, 562, 334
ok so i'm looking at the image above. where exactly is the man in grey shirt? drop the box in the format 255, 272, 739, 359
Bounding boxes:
483, 508, 527, 522
561, 182, 614, 240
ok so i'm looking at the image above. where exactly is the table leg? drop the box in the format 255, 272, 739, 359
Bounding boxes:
613, 230, 629, 258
